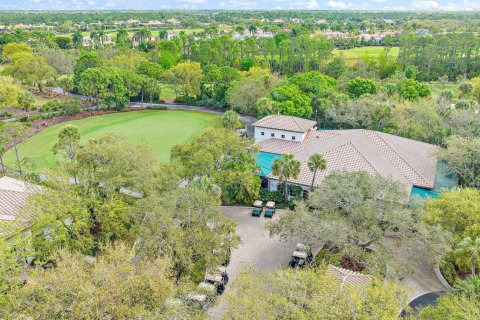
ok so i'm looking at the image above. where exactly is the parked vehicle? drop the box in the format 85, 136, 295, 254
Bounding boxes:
203, 267, 229, 294
252, 200, 263, 217
288, 243, 313, 268
264, 201, 276, 218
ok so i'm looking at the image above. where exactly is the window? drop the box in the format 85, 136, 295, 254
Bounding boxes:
271, 133, 275, 137
292, 136, 296, 140
261, 131, 265, 136
281, 134, 285, 139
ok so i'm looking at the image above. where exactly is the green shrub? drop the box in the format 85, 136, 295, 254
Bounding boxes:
146, 105, 168, 110
18, 116, 32, 123
43, 100, 62, 111
439, 254, 458, 286
189, 258, 206, 284
174, 96, 197, 104
455, 99, 476, 110
41, 113, 55, 119
62, 98, 82, 116
258, 188, 284, 204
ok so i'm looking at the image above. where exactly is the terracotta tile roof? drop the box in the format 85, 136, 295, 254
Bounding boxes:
0, 177, 40, 238
252, 115, 317, 133
327, 264, 371, 290
258, 128, 437, 191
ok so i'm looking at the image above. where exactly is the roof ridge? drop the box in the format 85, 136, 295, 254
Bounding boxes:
291, 116, 303, 132
334, 141, 381, 176
362, 130, 431, 188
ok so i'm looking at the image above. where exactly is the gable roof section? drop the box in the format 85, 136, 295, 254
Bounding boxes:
327, 264, 372, 290
259, 128, 437, 191
0, 177, 40, 238
252, 115, 317, 133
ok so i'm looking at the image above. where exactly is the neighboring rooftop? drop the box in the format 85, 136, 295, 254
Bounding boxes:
327, 264, 372, 290
0, 176, 40, 238
256, 128, 438, 192
252, 115, 317, 133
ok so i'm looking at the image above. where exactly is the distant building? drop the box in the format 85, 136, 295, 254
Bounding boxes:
416, 29, 430, 36
322, 31, 350, 39
167, 32, 180, 40
167, 18, 181, 25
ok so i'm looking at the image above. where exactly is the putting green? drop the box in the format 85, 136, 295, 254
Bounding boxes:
4, 110, 220, 171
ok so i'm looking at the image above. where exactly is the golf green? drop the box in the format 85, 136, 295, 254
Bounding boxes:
4, 110, 221, 171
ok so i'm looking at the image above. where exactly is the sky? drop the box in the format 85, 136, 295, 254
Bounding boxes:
0, 0, 479, 11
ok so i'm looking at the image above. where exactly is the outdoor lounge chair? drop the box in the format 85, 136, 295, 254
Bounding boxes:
264, 201, 276, 218
252, 200, 263, 217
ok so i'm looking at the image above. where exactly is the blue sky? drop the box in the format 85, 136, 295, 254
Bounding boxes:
0, 0, 479, 11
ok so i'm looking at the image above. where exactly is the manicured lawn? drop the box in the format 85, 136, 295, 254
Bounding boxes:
160, 85, 176, 101
334, 46, 400, 59
4, 110, 220, 171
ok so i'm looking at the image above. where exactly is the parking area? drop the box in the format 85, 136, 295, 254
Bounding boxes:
208, 206, 305, 319
220, 206, 304, 281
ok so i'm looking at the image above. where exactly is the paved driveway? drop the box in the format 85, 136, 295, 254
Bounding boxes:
208, 206, 305, 319
220, 206, 304, 280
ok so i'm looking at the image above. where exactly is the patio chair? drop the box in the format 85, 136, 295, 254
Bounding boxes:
252, 200, 263, 217
264, 201, 276, 218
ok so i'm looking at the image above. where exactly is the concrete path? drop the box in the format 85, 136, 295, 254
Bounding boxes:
384, 237, 448, 300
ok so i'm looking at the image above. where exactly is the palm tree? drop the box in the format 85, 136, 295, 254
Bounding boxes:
455, 237, 480, 275
307, 154, 327, 191
90, 30, 99, 48
248, 25, 257, 35
453, 275, 480, 299
72, 29, 83, 48
272, 154, 301, 203
159, 30, 168, 40
235, 25, 245, 35
98, 29, 106, 47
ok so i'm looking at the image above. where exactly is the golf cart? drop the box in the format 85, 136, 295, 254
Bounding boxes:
264, 201, 276, 218
252, 200, 263, 217
204, 267, 229, 294
288, 243, 313, 268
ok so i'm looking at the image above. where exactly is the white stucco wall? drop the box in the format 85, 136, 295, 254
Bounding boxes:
254, 127, 306, 142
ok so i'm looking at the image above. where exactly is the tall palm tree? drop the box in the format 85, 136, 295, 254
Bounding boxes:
455, 237, 480, 275
248, 25, 257, 35
98, 29, 106, 47
272, 154, 301, 203
72, 29, 83, 48
307, 154, 327, 191
90, 30, 99, 48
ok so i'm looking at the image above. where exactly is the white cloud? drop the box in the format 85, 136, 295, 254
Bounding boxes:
175, 0, 205, 3
370, 0, 386, 3
326, 0, 353, 9
412, 0, 439, 10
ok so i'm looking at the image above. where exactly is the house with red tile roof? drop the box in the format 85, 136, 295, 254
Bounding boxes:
253, 115, 439, 197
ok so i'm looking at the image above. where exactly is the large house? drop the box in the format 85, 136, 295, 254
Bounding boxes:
253, 115, 445, 198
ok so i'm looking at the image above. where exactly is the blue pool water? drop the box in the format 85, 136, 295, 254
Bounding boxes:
256, 152, 283, 177
410, 161, 458, 199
